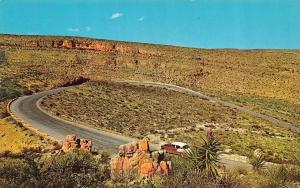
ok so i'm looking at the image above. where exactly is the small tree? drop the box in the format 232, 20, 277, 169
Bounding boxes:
185, 130, 221, 179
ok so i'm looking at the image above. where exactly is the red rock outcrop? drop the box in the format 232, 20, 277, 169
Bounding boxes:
111, 138, 171, 179
0, 37, 161, 56
62, 134, 92, 152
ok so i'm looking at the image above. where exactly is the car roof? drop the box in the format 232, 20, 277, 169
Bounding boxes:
171, 142, 188, 147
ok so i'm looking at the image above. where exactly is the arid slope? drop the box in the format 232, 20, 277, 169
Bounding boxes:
0, 34, 299, 127
41, 81, 300, 163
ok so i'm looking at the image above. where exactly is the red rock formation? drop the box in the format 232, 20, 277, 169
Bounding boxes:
62, 134, 92, 152
111, 138, 171, 179
0, 37, 161, 56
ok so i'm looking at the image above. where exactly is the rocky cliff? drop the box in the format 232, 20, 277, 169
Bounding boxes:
0, 36, 161, 56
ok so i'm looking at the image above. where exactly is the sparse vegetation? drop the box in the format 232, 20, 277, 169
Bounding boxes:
41, 81, 300, 163
0, 150, 111, 187
0, 34, 299, 129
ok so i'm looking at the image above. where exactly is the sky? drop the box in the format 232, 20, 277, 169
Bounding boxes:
0, 0, 299, 49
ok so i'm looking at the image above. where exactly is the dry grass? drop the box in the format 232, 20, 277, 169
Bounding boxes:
0, 118, 48, 153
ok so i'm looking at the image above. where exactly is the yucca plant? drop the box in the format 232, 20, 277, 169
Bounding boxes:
185, 135, 221, 179
250, 155, 265, 171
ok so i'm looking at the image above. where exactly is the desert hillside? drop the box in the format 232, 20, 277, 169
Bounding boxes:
0, 34, 299, 126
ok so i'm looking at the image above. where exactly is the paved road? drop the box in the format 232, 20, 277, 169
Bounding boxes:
10, 87, 136, 153
10, 81, 298, 168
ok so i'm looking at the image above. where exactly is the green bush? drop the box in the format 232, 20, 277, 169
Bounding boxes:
0, 151, 110, 188
0, 156, 40, 187
39, 151, 110, 187
0, 78, 32, 101
264, 165, 300, 188
160, 155, 241, 188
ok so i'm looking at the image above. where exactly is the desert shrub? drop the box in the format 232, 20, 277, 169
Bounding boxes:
160, 156, 241, 188
161, 156, 217, 188
250, 155, 266, 171
0, 151, 110, 188
0, 78, 32, 101
40, 151, 110, 187
185, 134, 221, 179
263, 165, 300, 188
164, 170, 217, 188
0, 156, 40, 188
155, 155, 219, 188
218, 170, 242, 188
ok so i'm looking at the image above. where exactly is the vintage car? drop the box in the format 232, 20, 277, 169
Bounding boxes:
161, 142, 191, 154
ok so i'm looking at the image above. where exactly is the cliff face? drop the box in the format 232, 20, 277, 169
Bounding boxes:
0, 37, 161, 56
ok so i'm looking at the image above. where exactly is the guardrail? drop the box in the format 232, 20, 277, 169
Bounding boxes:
7, 97, 58, 143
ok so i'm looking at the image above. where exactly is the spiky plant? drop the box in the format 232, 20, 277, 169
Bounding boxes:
185, 136, 221, 179
250, 155, 265, 171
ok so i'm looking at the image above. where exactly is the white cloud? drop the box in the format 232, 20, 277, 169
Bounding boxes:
138, 17, 144, 22
85, 26, 92, 32
67, 28, 80, 32
111, 12, 123, 20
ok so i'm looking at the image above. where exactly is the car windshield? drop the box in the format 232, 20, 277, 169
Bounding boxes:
182, 145, 189, 149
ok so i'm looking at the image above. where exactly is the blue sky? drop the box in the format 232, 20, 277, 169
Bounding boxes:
0, 0, 299, 49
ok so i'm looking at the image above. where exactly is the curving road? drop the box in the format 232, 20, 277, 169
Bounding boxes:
10, 87, 137, 153
9, 81, 299, 168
